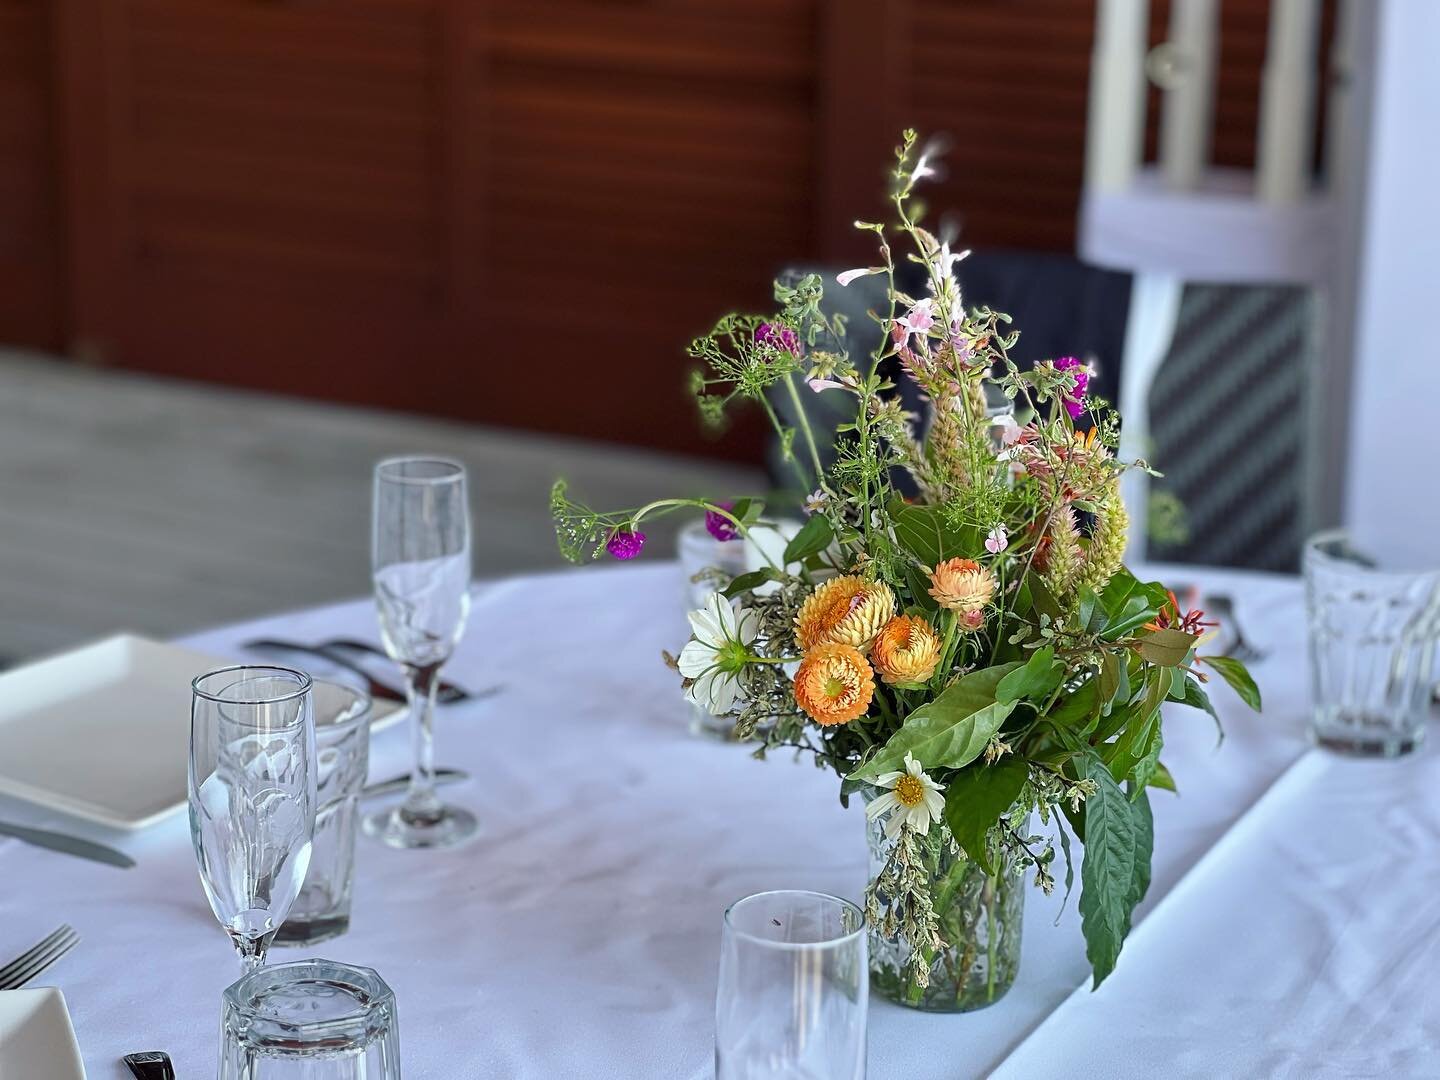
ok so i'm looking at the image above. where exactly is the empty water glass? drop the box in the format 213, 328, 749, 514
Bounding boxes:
274, 682, 371, 946
716, 890, 868, 1080
1305, 530, 1440, 756
220, 959, 400, 1079
190, 666, 316, 974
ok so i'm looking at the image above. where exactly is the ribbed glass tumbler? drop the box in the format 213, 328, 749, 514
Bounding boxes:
220, 959, 400, 1080
1305, 530, 1440, 757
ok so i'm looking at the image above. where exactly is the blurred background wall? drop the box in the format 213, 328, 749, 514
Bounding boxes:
2, 0, 1335, 464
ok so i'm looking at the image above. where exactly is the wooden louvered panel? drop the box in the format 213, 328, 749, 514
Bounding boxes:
0, 0, 61, 349
907, 0, 1095, 252
472, 0, 819, 455
118, 0, 445, 316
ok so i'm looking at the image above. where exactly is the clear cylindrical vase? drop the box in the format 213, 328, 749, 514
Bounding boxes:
864, 806, 1024, 1012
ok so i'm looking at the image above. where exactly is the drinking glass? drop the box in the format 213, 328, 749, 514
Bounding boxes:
716, 890, 868, 1080
1305, 529, 1440, 756
274, 681, 371, 946
363, 456, 476, 849
190, 666, 316, 974
220, 959, 401, 1079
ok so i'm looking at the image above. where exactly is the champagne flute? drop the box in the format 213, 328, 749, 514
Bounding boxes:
362, 456, 477, 849
189, 666, 316, 974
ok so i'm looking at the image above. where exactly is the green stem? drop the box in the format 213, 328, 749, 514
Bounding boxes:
782, 372, 826, 484
629, 498, 783, 572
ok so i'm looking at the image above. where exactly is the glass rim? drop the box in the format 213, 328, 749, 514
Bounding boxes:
374, 455, 466, 485
192, 665, 313, 707
722, 889, 866, 950
222, 958, 394, 1037
1304, 527, 1438, 580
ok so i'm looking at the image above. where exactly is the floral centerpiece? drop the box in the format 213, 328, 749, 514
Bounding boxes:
550, 132, 1261, 1008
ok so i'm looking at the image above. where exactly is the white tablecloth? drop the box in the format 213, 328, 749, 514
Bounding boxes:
1, 560, 1427, 1078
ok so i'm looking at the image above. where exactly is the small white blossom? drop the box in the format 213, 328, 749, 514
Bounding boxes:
866, 753, 945, 839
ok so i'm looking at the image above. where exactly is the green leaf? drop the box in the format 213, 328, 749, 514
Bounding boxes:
850, 663, 1021, 780
1078, 754, 1149, 988
1127, 724, 1164, 796
1076, 587, 1106, 634
720, 567, 783, 599
1148, 760, 1177, 794
1129, 783, 1154, 907
1097, 652, 1122, 713
1047, 678, 1100, 733
996, 646, 1064, 704
1097, 570, 1169, 640
1174, 677, 1224, 745
1136, 628, 1199, 668
890, 503, 979, 567
1204, 655, 1262, 711
1055, 817, 1077, 918
942, 757, 1029, 874
782, 514, 834, 565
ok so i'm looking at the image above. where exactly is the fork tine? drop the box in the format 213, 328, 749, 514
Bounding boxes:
0, 926, 69, 986
0, 925, 78, 990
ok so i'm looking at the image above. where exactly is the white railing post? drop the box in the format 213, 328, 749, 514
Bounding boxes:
1086, 0, 1150, 193
1159, 0, 1219, 191
1258, 0, 1323, 203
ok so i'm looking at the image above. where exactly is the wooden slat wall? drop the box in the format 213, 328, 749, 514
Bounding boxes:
9, 0, 1324, 460
0, 0, 62, 349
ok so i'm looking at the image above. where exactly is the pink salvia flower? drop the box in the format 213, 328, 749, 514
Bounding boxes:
837, 267, 882, 287
985, 526, 1009, 554
705, 502, 740, 542
893, 299, 936, 348
605, 529, 646, 560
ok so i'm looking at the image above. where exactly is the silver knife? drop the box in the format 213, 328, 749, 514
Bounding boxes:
0, 821, 135, 868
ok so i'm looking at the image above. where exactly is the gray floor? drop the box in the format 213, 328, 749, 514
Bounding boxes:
0, 350, 762, 662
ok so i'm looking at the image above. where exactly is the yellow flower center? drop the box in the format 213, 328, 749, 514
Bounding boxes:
824, 676, 847, 699
894, 774, 926, 808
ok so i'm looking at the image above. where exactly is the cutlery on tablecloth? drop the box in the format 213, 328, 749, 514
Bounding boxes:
241, 640, 408, 704
319, 639, 475, 702
1203, 593, 1269, 664
0, 924, 80, 990
361, 768, 469, 801
0, 820, 134, 868
123, 1050, 176, 1079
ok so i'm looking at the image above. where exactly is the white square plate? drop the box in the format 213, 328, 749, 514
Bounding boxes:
0, 988, 85, 1080
0, 634, 402, 830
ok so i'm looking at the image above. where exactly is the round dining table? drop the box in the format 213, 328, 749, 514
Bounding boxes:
2, 559, 1436, 1078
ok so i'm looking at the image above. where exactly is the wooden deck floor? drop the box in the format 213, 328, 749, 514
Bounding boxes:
0, 351, 762, 662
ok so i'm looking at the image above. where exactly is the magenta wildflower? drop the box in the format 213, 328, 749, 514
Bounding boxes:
755, 322, 801, 356
705, 502, 740, 542
1054, 356, 1090, 420
605, 528, 646, 560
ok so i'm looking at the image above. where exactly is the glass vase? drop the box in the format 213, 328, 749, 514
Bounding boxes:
864, 804, 1024, 1012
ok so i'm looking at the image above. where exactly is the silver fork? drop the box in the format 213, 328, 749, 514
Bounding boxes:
1205, 593, 1268, 664
0, 924, 80, 989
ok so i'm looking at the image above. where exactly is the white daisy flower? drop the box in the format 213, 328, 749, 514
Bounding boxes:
676, 592, 759, 716
865, 752, 945, 839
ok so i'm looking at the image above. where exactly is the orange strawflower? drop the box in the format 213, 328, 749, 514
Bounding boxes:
794, 575, 896, 653
793, 644, 875, 726
928, 558, 996, 618
871, 615, 942, 685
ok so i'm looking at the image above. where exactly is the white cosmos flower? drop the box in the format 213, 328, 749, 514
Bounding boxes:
865, 752, 945, 839
677, 592, 759, 716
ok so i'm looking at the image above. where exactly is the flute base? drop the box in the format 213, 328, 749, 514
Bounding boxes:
362, 801, 478, 850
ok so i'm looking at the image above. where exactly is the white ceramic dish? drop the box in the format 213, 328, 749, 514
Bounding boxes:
0, 988, 86, 1079
0, 635, 402, 830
